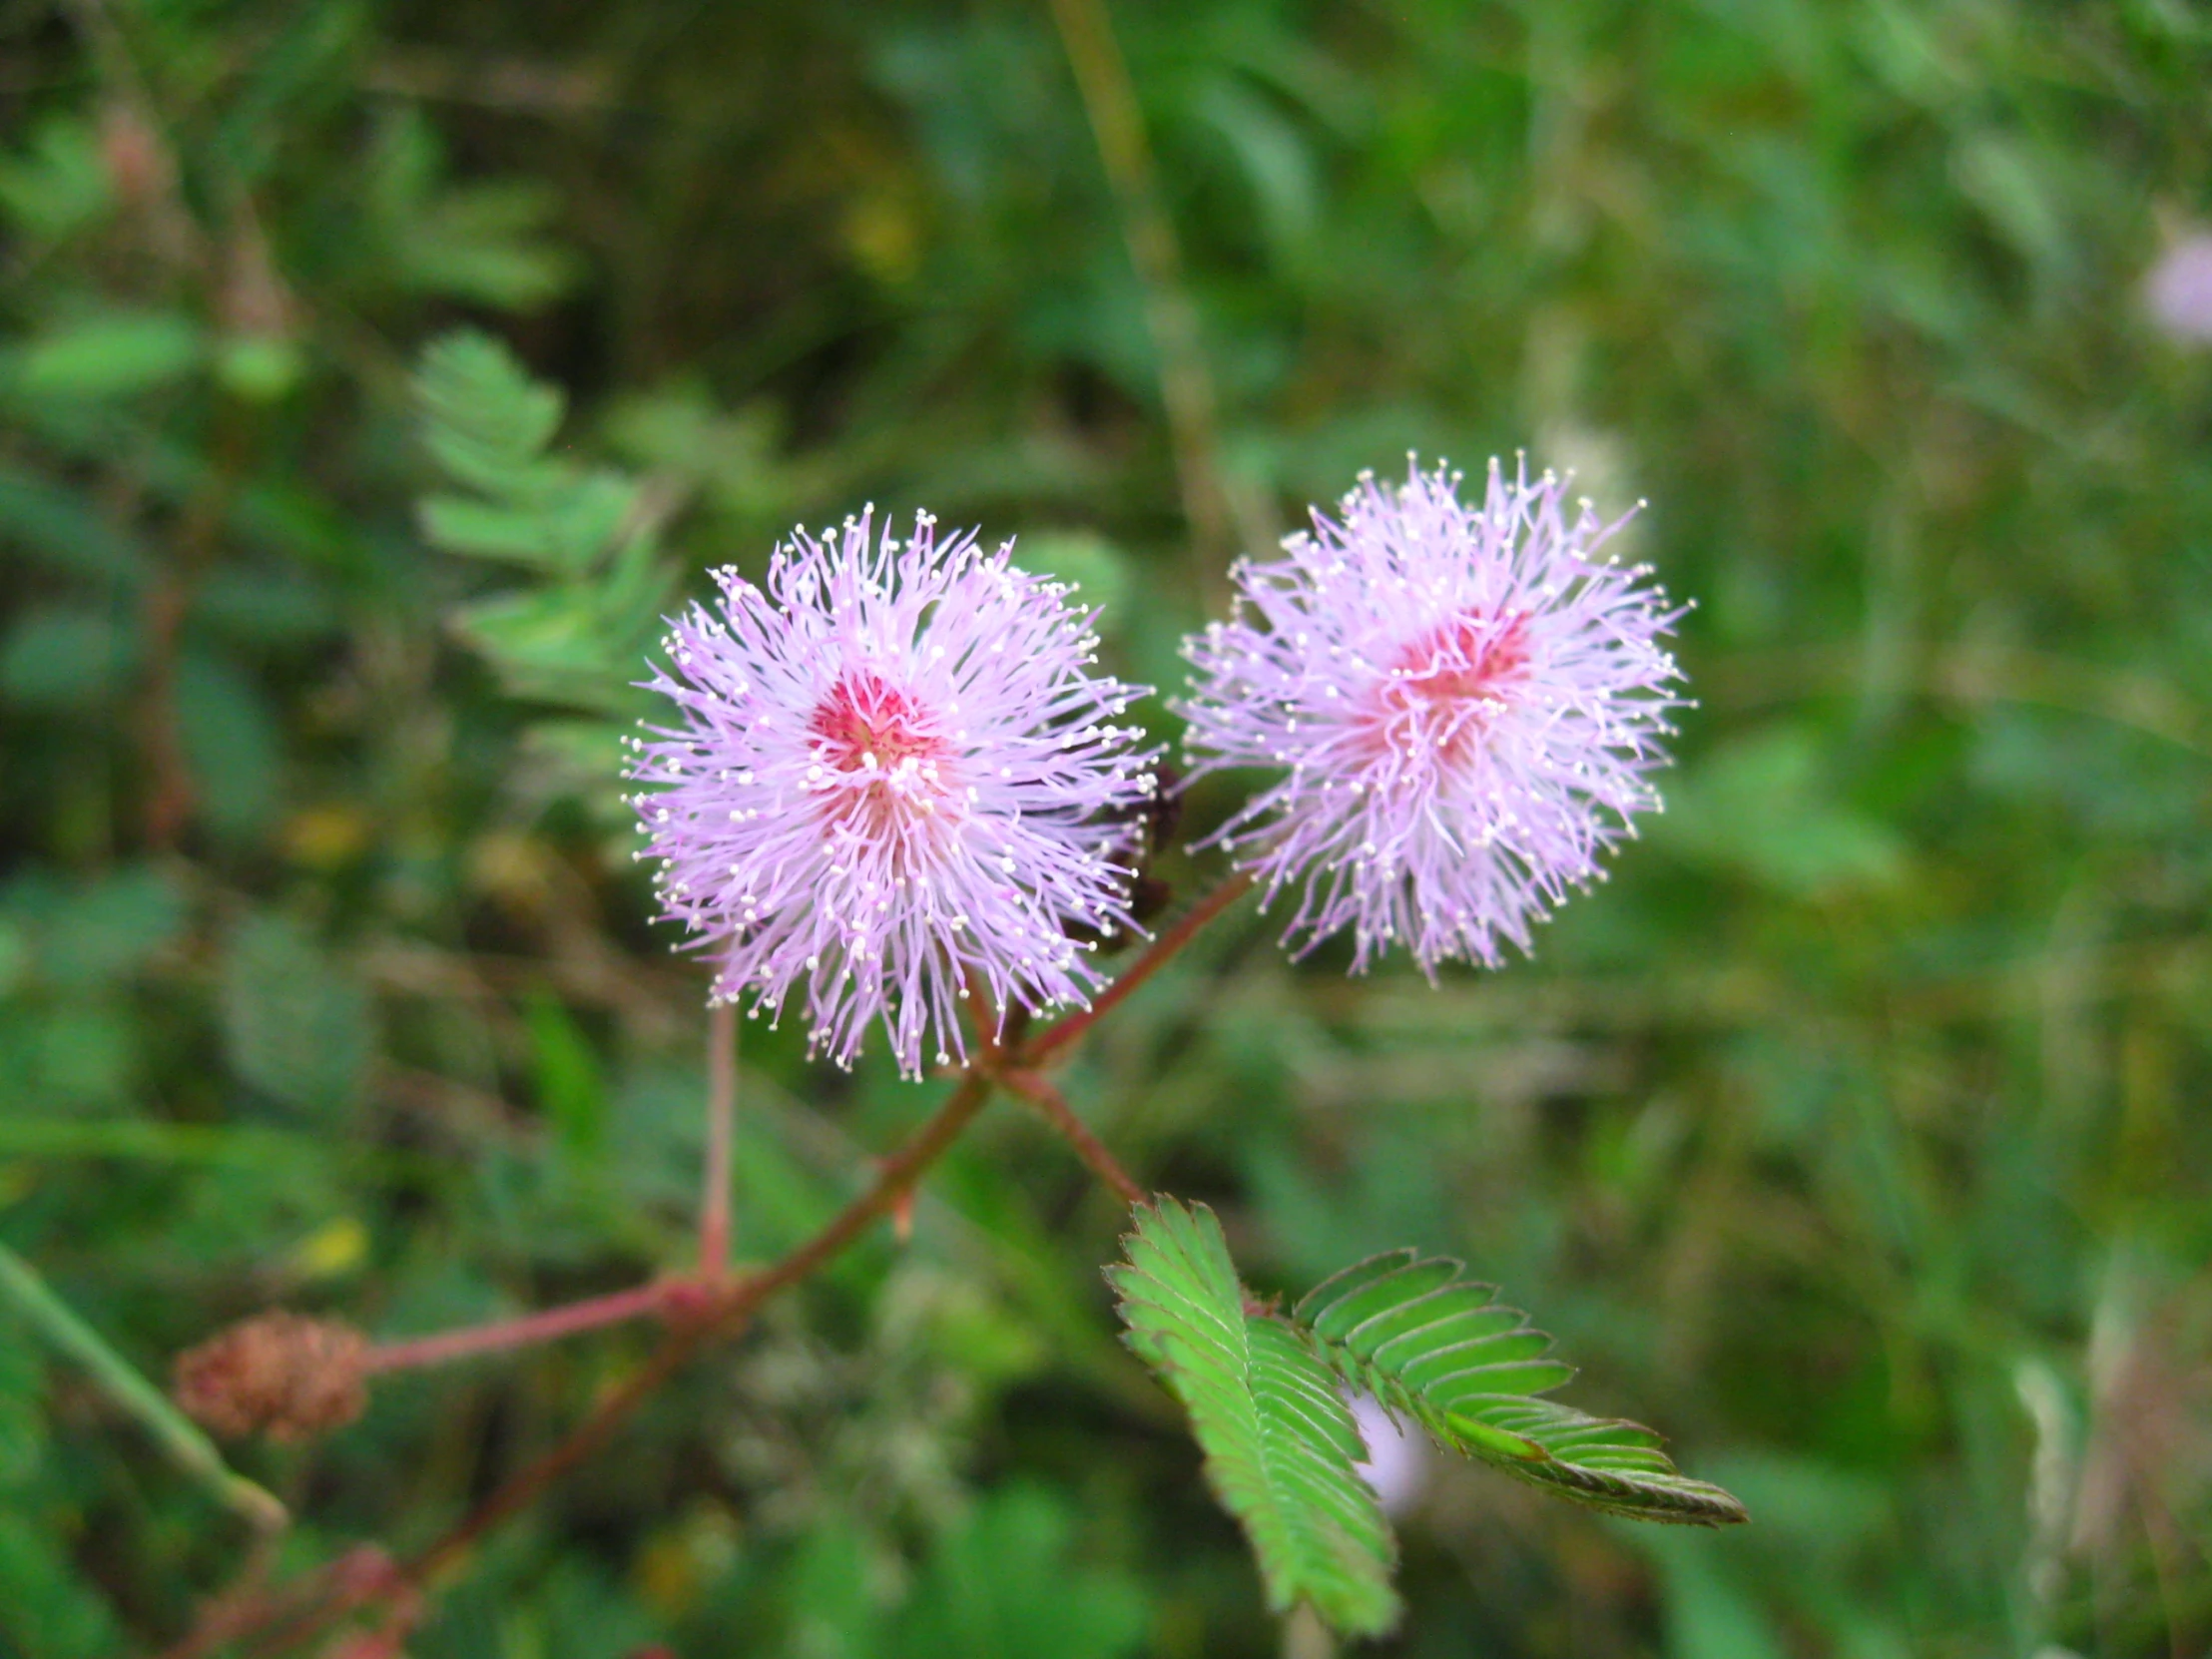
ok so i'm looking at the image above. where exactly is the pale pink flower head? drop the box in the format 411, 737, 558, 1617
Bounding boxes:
630, 508, 1157, 1077
1179, 458, 1685, 974
1348, 1392, 1428, 1517
2145, 231, 2212, 343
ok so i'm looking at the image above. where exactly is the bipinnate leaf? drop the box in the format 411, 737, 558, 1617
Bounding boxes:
1294, 1251, 1748, 1526
411, 332, 670, 740
413, 329, 565, 503
1108, 1198, 1398, 1637
413, 331, 641, 569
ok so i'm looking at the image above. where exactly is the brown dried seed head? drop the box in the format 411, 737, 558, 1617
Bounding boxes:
174, 1312, 369, 1443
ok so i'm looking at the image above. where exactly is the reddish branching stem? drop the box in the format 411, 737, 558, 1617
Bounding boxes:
403, 1066, 993, 1595
360, 1282, 679, 1377
700, 1001, 738, 1279
1024, 869, 1256, 1068
1001, 1069, 1144, 1206
173, 868, 1257, 1658
191, 1071, 995, 1659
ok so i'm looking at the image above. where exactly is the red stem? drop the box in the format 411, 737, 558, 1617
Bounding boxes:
360, 1282, 678, 1377
196, 1071, 997, 1659
1022, 869, 1256, 1068
1001, 1069, 1145, 1206
178, 871, 1259, 1657
700, 1001, 737, 1279
404, 1066, 992, 1582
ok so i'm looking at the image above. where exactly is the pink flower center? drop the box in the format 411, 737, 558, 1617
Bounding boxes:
807, 672, 958, 844
809, 672, 949, 774
1365, 609, 1531, 767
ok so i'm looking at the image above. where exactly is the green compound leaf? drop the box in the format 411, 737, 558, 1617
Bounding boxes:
414, 328, 565, 505
415, 329, 642, 577
412, 330, 670, 735
1294, 1251, 1748, 1527
1108, 1199, 1398, 1638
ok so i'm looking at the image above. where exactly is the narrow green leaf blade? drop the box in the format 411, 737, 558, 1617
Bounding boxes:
0, 1243, 283, 1529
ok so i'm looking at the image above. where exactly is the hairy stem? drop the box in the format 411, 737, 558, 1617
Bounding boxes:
361, 1281, 680, 1377
701, 1000, 738, 1279
201, 1071, 997, 1659
404, 1066, 993, 1584
1024, 868, 1257, 1068
1002, 1069, 1145, 1206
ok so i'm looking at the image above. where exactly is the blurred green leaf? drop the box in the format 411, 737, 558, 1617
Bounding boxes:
895, 1484, 1148, 1659
1656, 725, 1909, 897
5, 1004, 137, 1114
1643, 1529, 1791, 1659
446, 585, 642, 713
400, 181, 579, 308
5, 864, 187, 989
0, 606, 133, 710
219, 912, 374, 1118
12, 311, 204, 400
0, 117, 111, 240
420, 471, 638, 574
1951, 131, 2070, 277
213, 334, 307, 403
603, 383, 786, 521
368, 110, 577, 309
415, 329, 567, 499
418, 495, 569, 565
1191, 76, 1319, 264
177, 651, 284, 839
524, 988, 608, 1156
0, 1512, 124, 1659
0, 461, 152, 587
415, 328, 668, 728
189, 565, 339, 645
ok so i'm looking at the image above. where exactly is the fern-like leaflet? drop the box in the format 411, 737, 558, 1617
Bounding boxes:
411, 331, 675, 813
1107, 1199, 1399, 1636
1295, 1250, 1748, 1525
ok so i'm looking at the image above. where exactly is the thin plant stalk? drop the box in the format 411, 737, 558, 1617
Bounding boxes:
199, 1070, 998, 1659
1025, 868, 1256, 1067
701, 1000, 738, 1278
1002, 1069, 1145, 1206
404, 1068, 997, 1608
169, 864, 1260, 1658
362, 1281, 679, 1376
1046, 0, 1238, 594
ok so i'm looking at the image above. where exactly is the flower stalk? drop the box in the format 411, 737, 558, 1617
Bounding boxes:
700, 1000, 738, 1279
1002, 1069, 1145, 1206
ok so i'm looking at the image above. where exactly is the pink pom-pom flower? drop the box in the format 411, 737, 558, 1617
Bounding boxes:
1179, 458, 1686, 974
630, 508, 1157, 1077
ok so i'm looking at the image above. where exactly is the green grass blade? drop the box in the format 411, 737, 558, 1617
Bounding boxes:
0, 1241, 285, 1530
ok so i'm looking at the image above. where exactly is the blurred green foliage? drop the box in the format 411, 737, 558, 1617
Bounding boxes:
3, 0, 2211, 1655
